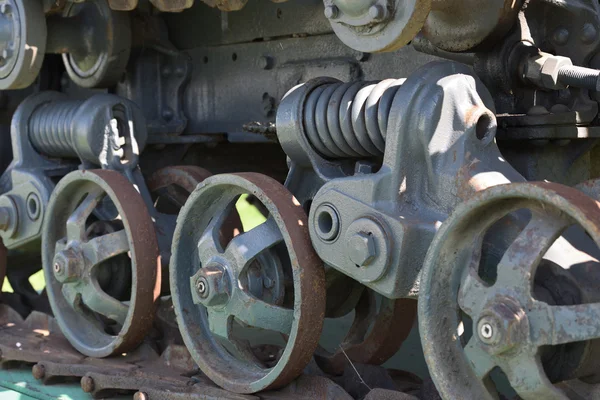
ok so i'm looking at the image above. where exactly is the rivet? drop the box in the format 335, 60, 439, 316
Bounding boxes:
581, 23, 597, 44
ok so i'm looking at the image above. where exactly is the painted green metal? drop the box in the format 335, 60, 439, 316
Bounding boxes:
42, 169, 160, 358
170, 172, 326, 394
419, 182, 600, 400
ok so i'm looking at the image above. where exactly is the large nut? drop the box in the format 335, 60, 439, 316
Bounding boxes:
477, 299, 527, 355
190, 264, 231, 307
540, 55, 572, 90
52, 248, 83, 283
347, 232, 377, 267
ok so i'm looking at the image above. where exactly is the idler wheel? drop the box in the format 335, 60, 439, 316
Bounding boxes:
316, 289, 416, 376
0, 0, 46, 89
170, 172, 326, 393
419, 182, 600, 400
43, 170, 160, 358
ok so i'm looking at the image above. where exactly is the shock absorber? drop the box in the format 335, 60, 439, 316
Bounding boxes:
290, 78, 405, 159
25, 93, 147, 167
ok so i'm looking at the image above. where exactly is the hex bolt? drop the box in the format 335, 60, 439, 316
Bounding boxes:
32, 364, 45, 380
196, 277, 209, 298
347, 232, 377, 267
557, 65, 600, 91
324, 5, 339, 19
81, 376, 95, 393
52, 248, 83, 283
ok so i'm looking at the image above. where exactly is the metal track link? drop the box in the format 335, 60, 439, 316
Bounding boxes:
0, 304, 422, 400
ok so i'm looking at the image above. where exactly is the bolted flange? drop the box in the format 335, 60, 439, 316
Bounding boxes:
190, 263, 231, 307
476, 298, 528, 356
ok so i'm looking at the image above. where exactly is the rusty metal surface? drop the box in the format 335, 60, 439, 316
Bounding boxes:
419, 181, 600, 400
316, 292, 416, 375
170, 172, 327, 393
423, 0, 523, 52
42, 169, 161, 357
0, 309, 375, 399
148, 166, 213, 199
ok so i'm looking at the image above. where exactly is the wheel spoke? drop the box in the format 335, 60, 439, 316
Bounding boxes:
207, 309, 232, 340
230, 290, 293, 335
225, 218, 282, 275
82, 230, 129, 267
61, 284, 80, 309
458, 267, 489, 317
81, 280, 128, 325
530, 301, 600, 346
496, 213, 569, 293
464, 338, 495, 379
197, 200, 237, 259
66, 188, 105, 242
504, 357, 567, 400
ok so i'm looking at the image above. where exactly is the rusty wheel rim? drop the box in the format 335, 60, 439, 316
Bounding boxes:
43, 169, 160, 358
419, 182, 600, 400
316, 291, 416, 375
147, 166, 213, 211
170, 172, 326, 393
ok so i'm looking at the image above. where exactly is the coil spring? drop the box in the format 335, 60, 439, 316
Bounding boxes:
303, 78, 405, 159
28, 100, 82, 159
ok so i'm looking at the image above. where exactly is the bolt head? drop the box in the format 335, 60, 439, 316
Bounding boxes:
81, 376, 95, 393
32, 364, 45, 380
0, 3, 11, 15
134, 392, 148, 400
52, 248, 83, 283
477, 300, 527, 355
191, 264, 230, 307
368, 5, 386, 21
324, 5, 339, 19
348, 232, 377, 267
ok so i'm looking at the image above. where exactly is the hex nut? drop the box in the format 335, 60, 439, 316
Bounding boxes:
348, 232, 377, 267
191, 264, 230, 307
477, 300, 527, 355
540, 55, 573, 90
52, 248, 83, 283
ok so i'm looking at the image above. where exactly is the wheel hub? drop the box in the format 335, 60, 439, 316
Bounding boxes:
475, 298, 528, 355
